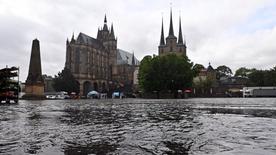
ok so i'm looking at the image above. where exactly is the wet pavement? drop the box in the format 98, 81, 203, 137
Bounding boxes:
1, 98, 276, 155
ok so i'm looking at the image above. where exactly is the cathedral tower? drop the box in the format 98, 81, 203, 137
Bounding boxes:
97, 15, 117, 67
64, 14, 139, 96
158, 9, 187, 56
177, 16, 186, 55
158, 17, 166, 55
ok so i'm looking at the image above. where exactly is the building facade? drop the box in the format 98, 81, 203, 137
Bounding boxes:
65, 15, 139, 96
158, 10, 187, 56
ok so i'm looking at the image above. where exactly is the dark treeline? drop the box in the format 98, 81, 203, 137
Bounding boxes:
52, 68, 80, 94
235, 67, 276, 86
139, 52, 276, 95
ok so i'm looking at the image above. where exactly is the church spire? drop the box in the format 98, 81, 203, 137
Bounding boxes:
110, 23, 115, 39
71, 32, 74, 40
70, 32, 75, 43
103, 14, 108, 31
104, 14, 107, 23
97, 27, 100, 38
168, 8, 175, 36
132, 52, 135, 66
178, 16, 183, 44
159, 17, 165, 45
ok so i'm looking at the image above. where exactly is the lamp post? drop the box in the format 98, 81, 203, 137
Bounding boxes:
171, 79, 174, 92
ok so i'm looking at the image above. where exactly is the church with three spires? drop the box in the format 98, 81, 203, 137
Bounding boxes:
159, 9, 187, 56
65, 15, 139, 96
65, 11, 186, 96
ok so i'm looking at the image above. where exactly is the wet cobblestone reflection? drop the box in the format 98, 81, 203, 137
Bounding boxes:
1, 98, 276, 154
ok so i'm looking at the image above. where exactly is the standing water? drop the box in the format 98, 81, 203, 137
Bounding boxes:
0, 98, 276, 155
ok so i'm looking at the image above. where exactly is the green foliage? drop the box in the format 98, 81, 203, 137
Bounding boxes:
247, 70, 265, 86
52, 68, 80, 94
192, 63, 205, 76
216, 65, 232, 79
138, 55, 152, 91
234, 67, 255, 78
246, 67, 276, 86
138, 54, 194, 93
234, 66, 276, 86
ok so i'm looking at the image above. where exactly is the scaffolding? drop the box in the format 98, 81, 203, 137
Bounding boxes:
0, 66, 19, 103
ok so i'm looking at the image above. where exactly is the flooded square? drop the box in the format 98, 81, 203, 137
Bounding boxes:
1, 98, 276, 154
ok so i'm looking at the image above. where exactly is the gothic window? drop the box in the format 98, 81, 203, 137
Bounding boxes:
75, 49, 80, 73
80, 50, 88, 74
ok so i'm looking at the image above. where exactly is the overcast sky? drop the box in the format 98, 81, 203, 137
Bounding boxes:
1, 0, 276, 81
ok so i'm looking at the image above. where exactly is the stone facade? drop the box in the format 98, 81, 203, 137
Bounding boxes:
25, 84, 44, 96
43, 75, 55, 92
65, 15, 139, 96
158, 10, 187, 56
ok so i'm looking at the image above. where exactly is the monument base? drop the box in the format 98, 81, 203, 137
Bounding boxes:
22, 94, 45, 100
22, 84, 45, 100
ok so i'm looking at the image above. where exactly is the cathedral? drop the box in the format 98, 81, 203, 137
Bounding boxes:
158, 10, 187, 56
65, 15, 139, 96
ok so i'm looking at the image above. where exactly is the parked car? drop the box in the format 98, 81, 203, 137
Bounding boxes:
87, 90, 99, 99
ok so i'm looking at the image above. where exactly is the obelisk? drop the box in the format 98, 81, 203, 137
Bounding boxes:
23, 39, 45, 99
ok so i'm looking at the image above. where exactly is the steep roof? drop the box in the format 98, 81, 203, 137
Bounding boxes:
159, 18, 165, 46
76, 32, 104, 49
168, 8, 175, 37
74, 33, 140, 65
117, 49, 140, 65
178, 16, 183, 44
207, 63, 215, 72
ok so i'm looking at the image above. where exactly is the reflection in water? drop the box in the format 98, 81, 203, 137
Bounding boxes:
0, 98, 276, 154
64, 141, 118, 155
197, 107, 276, 118
163, 141, 193, 155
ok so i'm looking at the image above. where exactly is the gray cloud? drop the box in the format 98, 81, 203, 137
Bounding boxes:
1, 0, 276, 81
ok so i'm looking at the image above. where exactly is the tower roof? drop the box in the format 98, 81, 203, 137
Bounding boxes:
104, 14, 107, 23
97, 28, 101, 39
103, 14, 108, 31
110, 23, 115, 39
168, 8, 175, 37
77, 32, 104, 49
178, 16, 183, 44
71, 32, 75, 42
132, 52, 135, 65
117, 49, 139, 65
159, 17, 165, 45
207, 62, 215, 72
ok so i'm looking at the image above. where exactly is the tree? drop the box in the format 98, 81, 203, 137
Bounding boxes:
138, 55, 153, 91
138, 54, 194, 93
247, 70, 265, 86
246, 67, 276, 86
269, 67, 276, 86
52, 68, 80, 94
192, 63, 205, 76
216, 65, 232, 79
234, 67, 254, 78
